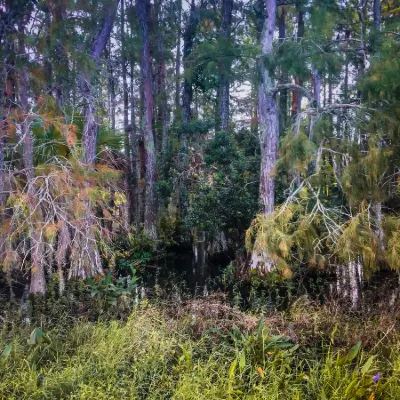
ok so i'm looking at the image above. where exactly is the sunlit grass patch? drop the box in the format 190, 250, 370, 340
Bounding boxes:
0, 304, 399, 399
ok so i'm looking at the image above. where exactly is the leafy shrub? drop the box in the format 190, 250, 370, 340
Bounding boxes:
88, 268, 139, 308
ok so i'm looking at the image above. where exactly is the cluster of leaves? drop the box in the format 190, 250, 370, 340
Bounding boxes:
188, 130, 259, 242
88, 268, 139, 308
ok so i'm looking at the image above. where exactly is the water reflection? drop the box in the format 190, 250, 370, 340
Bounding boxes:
138, 252, 400, 312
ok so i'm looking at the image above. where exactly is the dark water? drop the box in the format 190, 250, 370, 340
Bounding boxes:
1, 248, 399, 314
137, 251, 400, 312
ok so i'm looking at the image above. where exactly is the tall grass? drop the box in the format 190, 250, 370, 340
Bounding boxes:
0, 303, 399, 399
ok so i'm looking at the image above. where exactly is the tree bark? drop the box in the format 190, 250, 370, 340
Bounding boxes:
182, 0, 197, 125
18, 18, 46, 295
309, 67, 321, 139
137, 0, 157, 238
175, 0, 182, 120
155, 0, 169, 154
371, 1, 384, 252
278, 6, 288, 133
52, 2, 67, 109
291, 6, 304, 121
75, 0, 119, 279
121, 0, 135, 225
106, 42, 116, 133
216, 0, 233, 131
130, 59, 139, 226
258, 0, 278, 215
121, 0, 130, 155
251, 0, 278, 271
81, 0, 120, 164
373, 0, 381, 31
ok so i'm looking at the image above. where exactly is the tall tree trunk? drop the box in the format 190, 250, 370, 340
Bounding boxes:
81, 0, 120, 164
175, 0, 182, 120
121, 0, 135, 225
251, 0, 278, 271
372, 0, 384, 252
121, 0, 130, 156
18, 19, 46, 295
155, 0, 169, 154
174, 0, 199, 224
137, 80, 146, 227
74, 0, 119, 279
107, 42, 116, 133
137, 0, 157, 238
278, 6, 288, 133
43, 5, 52, 95
182, 0, 196, 125
373, 0, 381, 31
46, 0, 66, 108
258, 0, 278, 215
216, 0, 233, 131
130, 59, 139, 226
309, 67, 321, 139
291, 6, 304, 122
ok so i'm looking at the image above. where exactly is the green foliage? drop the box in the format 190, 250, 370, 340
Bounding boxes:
188, 130, 259, 241
114, 231, 158, 273
176, 119, 214, 138
278, 132, 317, 175
335, 206, 380, 274
0, 344, 12, 365
88, 268, 139, 308
213, 318, 297, 370
342, 144, 389, 205
204, 131, 240, 166
0, 306, 399, 399
27, 328, 50, 346
246, 203, 324, 275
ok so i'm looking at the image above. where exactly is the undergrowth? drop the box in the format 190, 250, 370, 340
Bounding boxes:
0, 297, 400, 399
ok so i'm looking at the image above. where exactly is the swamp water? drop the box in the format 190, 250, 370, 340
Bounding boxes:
136, 251, 400, 313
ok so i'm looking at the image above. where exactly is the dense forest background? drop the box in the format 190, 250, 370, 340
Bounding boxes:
0, 0, 399, 297
2, 1, 400, 398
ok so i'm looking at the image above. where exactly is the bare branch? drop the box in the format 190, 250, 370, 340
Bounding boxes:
273, 83, 314, 101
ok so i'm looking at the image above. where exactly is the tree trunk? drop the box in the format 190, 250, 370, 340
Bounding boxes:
121, 0, 135, 225
81, 0, 120, 164
75, 0, 119, 279
182, 0, 197, 125
373, 0, 381, 31
43, 6, 52, 95
258, 0, 278, 215
216, 0, 233, 132
291, 7, 304, 121
371, 2, 384, 252
278, 6, 288, 133
18, 20, 46, 295
155, 0, 169, 154
121, 0, 130, 156
309, 67, 321, 139
107, 41, 116, 133
137, 0, 157, 238
251, 0, 278, 271
130, 59, 139, 226
175, 0, 182, 121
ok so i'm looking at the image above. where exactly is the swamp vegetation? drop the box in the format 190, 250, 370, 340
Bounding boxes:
0, 0, 400, 398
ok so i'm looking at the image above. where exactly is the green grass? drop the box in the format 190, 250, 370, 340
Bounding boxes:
0, 301, 399, 399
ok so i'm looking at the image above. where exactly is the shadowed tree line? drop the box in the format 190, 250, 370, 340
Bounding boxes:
0, 0, 399, 296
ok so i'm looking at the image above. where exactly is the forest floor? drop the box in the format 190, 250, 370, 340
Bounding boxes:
0, 293, 400, 399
